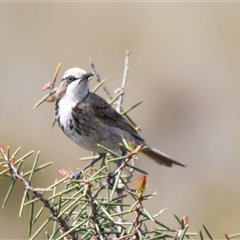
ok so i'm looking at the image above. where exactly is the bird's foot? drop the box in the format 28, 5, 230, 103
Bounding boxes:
70, 171, 82, 180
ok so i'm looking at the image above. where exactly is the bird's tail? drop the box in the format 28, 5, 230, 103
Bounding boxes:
141, 145, 186, 167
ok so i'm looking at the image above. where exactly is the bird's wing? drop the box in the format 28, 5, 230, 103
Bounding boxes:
87, 93, 144, 142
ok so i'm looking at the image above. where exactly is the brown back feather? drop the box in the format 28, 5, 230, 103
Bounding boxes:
85, 92, 144, 142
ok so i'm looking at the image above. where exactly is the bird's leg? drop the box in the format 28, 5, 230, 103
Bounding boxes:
106, 149, 135, 189
109, 150, 127, 176
107, 150, 127, 187
70, 153, 106, 180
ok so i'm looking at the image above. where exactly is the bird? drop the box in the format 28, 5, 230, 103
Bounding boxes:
55, 67, 185, 176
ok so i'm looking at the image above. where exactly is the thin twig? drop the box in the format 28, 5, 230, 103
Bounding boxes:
90, 59, 113, 100
0, 147, 77, 240
42, 63, 61, 91
116, 51, 142, 131
34, 63, 61, 108
115, 51, 130, 113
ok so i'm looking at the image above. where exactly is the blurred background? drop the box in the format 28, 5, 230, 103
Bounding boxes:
1, 2, 240, 239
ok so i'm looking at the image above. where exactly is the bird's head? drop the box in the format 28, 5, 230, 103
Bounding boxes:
57, 68, 94, 102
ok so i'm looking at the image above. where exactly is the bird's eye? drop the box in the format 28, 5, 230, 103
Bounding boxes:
68, 76, 76, 82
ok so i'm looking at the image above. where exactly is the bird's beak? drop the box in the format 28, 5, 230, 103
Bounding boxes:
81, 72, 95, 81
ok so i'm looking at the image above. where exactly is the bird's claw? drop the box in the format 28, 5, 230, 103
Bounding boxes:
70, 171, 82, 180
65, 171, 83, 189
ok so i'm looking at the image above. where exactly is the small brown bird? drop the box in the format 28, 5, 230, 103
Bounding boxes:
55, 68, 185, 174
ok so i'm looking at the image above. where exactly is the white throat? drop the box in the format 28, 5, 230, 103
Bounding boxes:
66, 79, 89, 103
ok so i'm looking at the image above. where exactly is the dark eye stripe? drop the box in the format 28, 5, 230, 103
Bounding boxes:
68, 76, 78, 82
